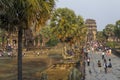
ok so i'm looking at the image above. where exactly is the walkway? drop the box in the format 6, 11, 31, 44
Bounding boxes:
85, 50, 120, 80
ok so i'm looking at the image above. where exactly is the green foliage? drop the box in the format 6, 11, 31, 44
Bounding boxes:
103, 24, 115, 37
40, 26, 52, 39
46, 38, 59, 47
96, 31, 106, 42
105, 41, 117, 48
103, 24, 115, 41
0, 0, 55, 32
0, 37, 2, 42
114, 20, 120, 39
102, 20, 120, 42
0, 1, 55, 80
50, 8, 84, 43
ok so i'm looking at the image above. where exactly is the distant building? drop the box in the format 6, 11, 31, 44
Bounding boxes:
85, 19, 97, 42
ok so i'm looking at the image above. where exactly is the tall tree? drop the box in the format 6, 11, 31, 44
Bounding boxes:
96, 31, 106, 42
0, 29, 6, 49
114, 20, 120, 42
103, 24, 115, 41
50, 8, 85, 60
40, 26, 53, 47
50, 8, 79, 43
72, 16, 87, 47
73, 25, 87, 47
0, 0, 55, 80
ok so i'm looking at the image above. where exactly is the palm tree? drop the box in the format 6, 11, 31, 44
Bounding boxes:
103, 24, 115, 41
115, 20, 120, 42
40, 26, 52, 47
75, 26, 87, 47
72, 16, 87, 47
96, 31, 106, 42
50, 8, 86, 60
50, 8, 78, 43
0, 0, 55, 80
0, 29, 6, 50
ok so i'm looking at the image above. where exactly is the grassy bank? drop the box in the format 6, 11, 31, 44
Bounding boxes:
0, 48, 63, 80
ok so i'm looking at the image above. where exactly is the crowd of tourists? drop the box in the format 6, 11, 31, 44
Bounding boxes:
0, 44, 13, 57
84, 41, 112, 74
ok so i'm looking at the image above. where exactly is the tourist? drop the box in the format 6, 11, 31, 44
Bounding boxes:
91, 47, 94, 53
102, 52, 105, 60
108, 48, 112, 56
103, 59, 107, 73
108, 58, 112, 72
87, 57, 90, 66
97, 60, 102, 73
37, 52, 40, 56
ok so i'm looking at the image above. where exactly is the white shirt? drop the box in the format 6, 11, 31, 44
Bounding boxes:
102, 52, 105, 55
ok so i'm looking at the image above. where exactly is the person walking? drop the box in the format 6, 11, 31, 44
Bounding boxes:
108, 58, 112, 72
97, 60, 102, 73
103, 59, 107, 73
87, 57, 90, 66
102, 52, 105, 60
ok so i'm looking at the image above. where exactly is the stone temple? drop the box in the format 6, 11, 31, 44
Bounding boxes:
85, 19, 97, 42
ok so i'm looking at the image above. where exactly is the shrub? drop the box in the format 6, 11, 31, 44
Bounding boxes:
105, 41, 117, 48
46, 39, 59, 47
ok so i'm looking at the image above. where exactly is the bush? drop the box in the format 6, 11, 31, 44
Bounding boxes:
46, 39, 59, 47
105, 41, 117, 48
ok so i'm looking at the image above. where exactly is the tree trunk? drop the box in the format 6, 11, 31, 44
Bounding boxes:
18, 28, 23, 80
2, 36, 5, 50
37, 36, 40, 47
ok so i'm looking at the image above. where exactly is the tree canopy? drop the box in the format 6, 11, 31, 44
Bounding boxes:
114, 20, 120, 40
50, 8, 85, 43
0, 0, 55, 80
103, 24, 115, 40
0, 0, 55, 33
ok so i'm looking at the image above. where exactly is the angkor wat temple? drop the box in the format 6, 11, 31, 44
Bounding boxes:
85, 19, 97, 42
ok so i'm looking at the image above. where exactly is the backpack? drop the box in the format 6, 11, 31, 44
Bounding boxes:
108, 63, 112, 68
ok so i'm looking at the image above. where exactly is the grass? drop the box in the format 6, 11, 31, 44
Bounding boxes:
0, 57, 50, 80
0, 48, 66, 80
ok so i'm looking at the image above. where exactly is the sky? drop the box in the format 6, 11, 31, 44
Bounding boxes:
55, 0, 120, 31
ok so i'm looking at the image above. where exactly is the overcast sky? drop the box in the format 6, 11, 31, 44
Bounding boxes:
55, 0, 120, 31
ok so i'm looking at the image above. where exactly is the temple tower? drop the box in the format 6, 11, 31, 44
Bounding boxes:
85, 19, 97, 42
